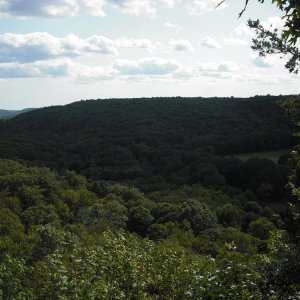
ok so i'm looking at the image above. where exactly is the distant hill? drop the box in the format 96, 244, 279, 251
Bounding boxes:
0, 108, 36, 119
0, 95, 296, 192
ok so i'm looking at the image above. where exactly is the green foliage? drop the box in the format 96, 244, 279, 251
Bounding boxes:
178, 199, 218, 234
243, 201, 263, 214
217, 204, 243, 228
127, 205, 154, 235
0, 208, 26, 257
248, 217, 276, 240
0, 255, 31, 299
200, 242, 263, 299
201, 227, 258, 255
248, 18, 300, 74
0, 208, 24, 237
262, 230, 300, 298
29, 231, 265, 300
148, 222, 174, 241
0, 150, 296, 299
22, 204, 60, 229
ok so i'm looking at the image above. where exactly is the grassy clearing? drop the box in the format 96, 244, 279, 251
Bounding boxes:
233, 149, 291, 163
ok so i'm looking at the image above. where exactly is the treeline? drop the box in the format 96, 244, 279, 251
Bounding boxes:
0, 96, 296, 196
0, 158, 299, 299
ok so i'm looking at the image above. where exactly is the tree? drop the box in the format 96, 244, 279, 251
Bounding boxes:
178, 199, 218, 234
217, 204, 243, 228
127, 205, 154, 236
0, 255, 30, 299
248, 217, 276, 240
221, 0, 300, 73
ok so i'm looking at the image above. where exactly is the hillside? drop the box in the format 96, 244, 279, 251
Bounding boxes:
0, 96, 294, 154
0, 108, 36, 119
0, 95, 296, 194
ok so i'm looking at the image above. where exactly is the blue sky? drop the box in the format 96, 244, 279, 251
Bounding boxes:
0, 0, 298, 109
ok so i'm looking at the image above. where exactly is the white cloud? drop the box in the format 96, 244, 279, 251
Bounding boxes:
157, 0, 177, 8
0, 54, 246, 82
0, 32, 116, 63
114, 57, 180, 75
109, 0, 156, 17
84, 35, 118, 54
114, 37, 156, 52
0, 33, 61, 62
170, 39, 194, 51
187, 0, 226, 16
0, 58, 118, 81
164, 22, 183, 33
0, 32, 158, 63
0, 0, 178, 18
261, 17, 285, 32
0, 0, 106, 18
250, 54, 275, 68
71, 64, 118, 82
173, 65, 197, 79
198, 61, 240, 74
223, 37, 248, 46
200, 37, 221, 49
216, 61, 240, 72
0, 58, 73, 78
233, 19, 284, 49
234, 24, 253, 37
250, 53, 284, 69
0, 54, 294, 87
0, 0, 187, 19
243, 72, 294, 85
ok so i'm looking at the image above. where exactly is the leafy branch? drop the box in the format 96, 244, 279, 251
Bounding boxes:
248, 19, 300, 74
219, 0, 300, 73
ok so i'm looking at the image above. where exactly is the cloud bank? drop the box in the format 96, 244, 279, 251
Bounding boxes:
0, 32, 156, 63
0, 0, 226, 18
170, 39, 194, 52
200, 37, 221, 49
0, 0, 106, 18
187, 0, 226, 16
0, 0, 163, 18
114, 57, 180, 75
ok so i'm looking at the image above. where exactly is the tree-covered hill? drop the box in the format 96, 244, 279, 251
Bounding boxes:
0, 96, 295, 153
0, 96, 296, 194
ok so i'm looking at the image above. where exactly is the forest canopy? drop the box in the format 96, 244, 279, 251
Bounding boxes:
0, 95, 295, 193
0, 96, 299, 298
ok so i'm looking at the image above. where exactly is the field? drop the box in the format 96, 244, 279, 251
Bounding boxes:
233, 149, 291, 163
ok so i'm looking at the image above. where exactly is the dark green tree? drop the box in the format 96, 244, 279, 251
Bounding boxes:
178, 199, 218, 234
248, 217, 276, 240
127, 205, 154, 236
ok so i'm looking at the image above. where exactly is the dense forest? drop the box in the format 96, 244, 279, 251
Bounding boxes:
0, 96, 300, 299
0, 96, 296, 193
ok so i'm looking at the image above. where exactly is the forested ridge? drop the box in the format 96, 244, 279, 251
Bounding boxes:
0, 96, 300, 299
0, 96, 296, 192
0, 96, 295, 155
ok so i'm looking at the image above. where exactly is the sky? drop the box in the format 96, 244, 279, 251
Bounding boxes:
0, 0, 299, 109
